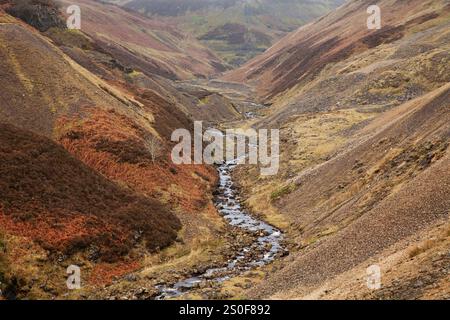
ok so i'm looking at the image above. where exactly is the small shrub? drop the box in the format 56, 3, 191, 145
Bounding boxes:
6, 0, 65, 32
270, 184, 296, 202
144, 136, 163, 164
194, 170, 211, 182
0, 123, 181, 262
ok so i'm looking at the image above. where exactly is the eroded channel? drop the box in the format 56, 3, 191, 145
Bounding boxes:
156, 158, 284, 300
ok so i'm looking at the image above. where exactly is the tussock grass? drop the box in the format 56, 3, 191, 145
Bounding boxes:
408, 240, 437, 258
270, 184, 296, 202
407, 225, 450, 259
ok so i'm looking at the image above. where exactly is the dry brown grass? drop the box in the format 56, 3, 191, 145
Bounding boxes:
409, 222, 450, 258
408, 239, 437, 258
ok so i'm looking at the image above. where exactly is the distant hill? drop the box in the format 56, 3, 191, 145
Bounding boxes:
115, 0, 345, 66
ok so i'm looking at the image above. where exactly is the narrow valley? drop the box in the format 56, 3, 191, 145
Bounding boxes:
0, 0, 449, 303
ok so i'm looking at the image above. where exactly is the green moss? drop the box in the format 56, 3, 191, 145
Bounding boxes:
270, 184, 296, 201
198, 95, 211, 106
45, 28, 94, 51
127, 70, 143, 78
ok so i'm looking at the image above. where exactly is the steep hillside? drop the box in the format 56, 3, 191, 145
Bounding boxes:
0, 8, 231, 299
227, 0, 450, 299
56, 0, 227, 80
0, 122, 181, 261
0, 20, 138, 136
118, 0, 345, 66
1, 0, 448, 301
225, 0, 450, 102
246, 84, 450, 299
228, 0, 449, 186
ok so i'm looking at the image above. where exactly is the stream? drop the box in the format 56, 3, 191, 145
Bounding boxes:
155, 158, 284, 300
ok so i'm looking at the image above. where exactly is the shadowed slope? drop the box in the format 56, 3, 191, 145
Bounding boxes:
0, 10, 222, 298
0, 123, 181, 262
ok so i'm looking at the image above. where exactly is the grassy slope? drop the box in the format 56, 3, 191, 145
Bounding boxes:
230, 0, 450, 299
0, 122, 181, 261
0, 10, 227, 299
120, 0, 345, 66
225, 0, 450, 98
57, 0, 227, 79
247, 85, 450, 299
